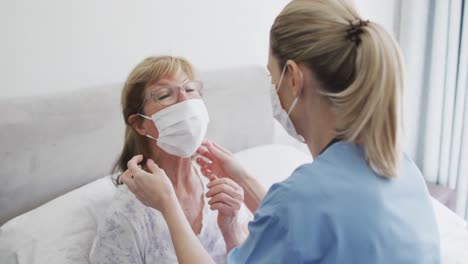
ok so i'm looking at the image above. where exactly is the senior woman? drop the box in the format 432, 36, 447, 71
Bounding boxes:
122, 0, 440, 263
90, 56, 250, 264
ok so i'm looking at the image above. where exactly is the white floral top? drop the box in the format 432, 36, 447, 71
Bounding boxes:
89, 170, 251, 264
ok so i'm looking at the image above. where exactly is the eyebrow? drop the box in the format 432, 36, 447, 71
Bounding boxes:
148, 79, 191, 96
152, 78, 189, 88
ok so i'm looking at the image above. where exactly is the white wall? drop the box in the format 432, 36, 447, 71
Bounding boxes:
1, 0, 400, 99
1, 0, 289, 99
353, 0, 401, 36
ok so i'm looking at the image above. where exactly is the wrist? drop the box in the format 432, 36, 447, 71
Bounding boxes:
220, 220, 244, 252
236, 172, 253, 188
160, 191, 179, 216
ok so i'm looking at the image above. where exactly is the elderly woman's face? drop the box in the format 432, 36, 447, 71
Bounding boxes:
143, 69, 191, 116
139, 69, 203, 143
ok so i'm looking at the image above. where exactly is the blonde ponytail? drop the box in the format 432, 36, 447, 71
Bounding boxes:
271, 0, 404, 178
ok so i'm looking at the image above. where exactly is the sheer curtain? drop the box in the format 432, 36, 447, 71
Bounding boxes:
398, 0, 468, 220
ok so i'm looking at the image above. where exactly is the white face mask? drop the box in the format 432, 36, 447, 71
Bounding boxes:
138, 99, 210, 157
270, 65, 305, 143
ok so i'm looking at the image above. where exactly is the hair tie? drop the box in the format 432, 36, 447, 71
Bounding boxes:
346, 18, 370, 47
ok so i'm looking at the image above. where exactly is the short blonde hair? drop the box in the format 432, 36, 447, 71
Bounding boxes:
271, 0, 404, 178
114, 56, 195, 177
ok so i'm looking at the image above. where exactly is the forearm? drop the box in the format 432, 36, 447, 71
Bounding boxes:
221, 221, 248, 253
162, 196, 215, 264
238, 174, 266, 213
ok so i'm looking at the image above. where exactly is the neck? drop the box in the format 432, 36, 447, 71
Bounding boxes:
150, 148, 194, 189
305, 127, 336, 159
301, 99, 337, 159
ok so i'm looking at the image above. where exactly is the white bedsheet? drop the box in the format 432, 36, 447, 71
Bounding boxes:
433, 198, 468, 263
1, 144, 467, 263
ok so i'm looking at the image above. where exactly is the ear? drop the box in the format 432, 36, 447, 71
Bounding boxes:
128, 114, 149, 136
285, 60, 304, 97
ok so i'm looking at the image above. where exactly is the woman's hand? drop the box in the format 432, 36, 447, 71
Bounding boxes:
197, 140, 267, 214
205, 173, 247, 251
121, 155, 176, 214
205, 173, 244, 230
196, 141, 249, 184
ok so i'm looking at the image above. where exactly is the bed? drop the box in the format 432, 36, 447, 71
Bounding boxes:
0, 66, 467, 263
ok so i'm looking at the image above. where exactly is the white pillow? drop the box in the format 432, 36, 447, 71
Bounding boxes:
234, 144, 312, 189
0, 176, 116, 264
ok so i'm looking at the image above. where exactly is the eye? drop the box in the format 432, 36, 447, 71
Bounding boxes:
158, 94, 171, 100
154, 88, 173, 101
184, 81, 202, 94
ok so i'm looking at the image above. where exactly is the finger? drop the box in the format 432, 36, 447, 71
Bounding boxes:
118, 169, 132, 184
121, 173, 138, 193
196, 157, 212, 167
202, 172, 218, 182
199, 161, 212, 170
201, 167, 212, 177
200, 170, 217, 181
120, 169, 133, 182
207, 178, 229, 188
200, 140, 211, 148
208, 193, 238, 207
146, 159, 160, 174
206, 184, 240, 200
206, 142, 227, 160
197, 143, 208, 152
207, 173, 218, 182
210, 203, 234, 215
207, 178, 241, 191
196, 158, 213, 171
127, 155, 144, 174
196, 148, 215, 161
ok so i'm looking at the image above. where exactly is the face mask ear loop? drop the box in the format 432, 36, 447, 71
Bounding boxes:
137, 113, 152, 120
145, 134, 158, 141
276, 64, 288, 92
136, 114, 158, 141
287, 97, 299, 116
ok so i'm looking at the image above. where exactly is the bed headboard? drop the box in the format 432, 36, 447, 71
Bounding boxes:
0, 65, 273, 225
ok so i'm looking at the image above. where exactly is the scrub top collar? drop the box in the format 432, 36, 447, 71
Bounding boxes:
319, 137, 341, 155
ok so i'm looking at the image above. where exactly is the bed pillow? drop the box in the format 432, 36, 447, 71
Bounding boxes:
0, 176, 117, 264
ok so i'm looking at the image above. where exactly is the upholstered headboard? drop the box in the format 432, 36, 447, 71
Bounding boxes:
0, 65, 273, 225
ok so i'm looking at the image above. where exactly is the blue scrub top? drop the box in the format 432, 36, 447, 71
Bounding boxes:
228, 142, 440, 264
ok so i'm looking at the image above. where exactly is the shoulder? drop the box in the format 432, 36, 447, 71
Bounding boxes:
99, 185, 167, 234
256, 176, 327, 228
109, 185, 152, 215
257, 142, 370, 219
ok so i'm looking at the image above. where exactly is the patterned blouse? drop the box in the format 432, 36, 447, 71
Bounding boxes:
90, 169, 250, 264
